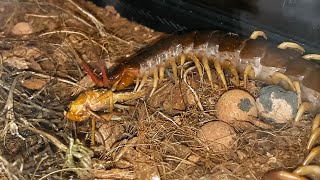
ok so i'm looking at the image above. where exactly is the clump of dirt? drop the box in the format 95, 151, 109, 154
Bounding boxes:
0, 0, 316, 180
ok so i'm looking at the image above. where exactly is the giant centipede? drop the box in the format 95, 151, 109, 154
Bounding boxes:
65, 30, 320, 179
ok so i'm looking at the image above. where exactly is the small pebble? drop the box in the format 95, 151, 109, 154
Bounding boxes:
11, 22, 33, 35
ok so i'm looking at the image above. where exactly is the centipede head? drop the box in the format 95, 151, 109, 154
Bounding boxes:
108, 64, 140, 91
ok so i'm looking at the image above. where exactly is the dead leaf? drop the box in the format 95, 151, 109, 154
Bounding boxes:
20, 77, 49, 90
4, 56, 30, 69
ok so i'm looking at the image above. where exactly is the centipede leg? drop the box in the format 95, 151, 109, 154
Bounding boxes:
277, 42, 305, 53
213, 59, 228, 90
250, 31, 267, 40
303, 54, 320, 61
189, 54, 204, 83
91, 118, 96, 146
307, 128, 320, 150
137, 73, 148, 92
222, 60, 240, 87
293, 81, 302, 106
271, 72, 296, 91
111, 81, 120, 91
243, 64, 254, 89
202, 56, 214, 89
159, 63, 165, 82
169, 58, 179, 84
149, 68, 159, 97
293, 165, 320, 179
262, 171, 307, 180
303, 114, 320, 162
302, 146, 320, 165
294, 102, 312, 122
133, 77, 140, 92
180, 54, 186, 79
312, 114, 320, 132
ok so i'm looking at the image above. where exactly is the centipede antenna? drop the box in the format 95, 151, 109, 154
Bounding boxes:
80, 61, 104, 87
97, 58, 111, 87
250, 31, 267, 40
303, 54, 320, 61
302, 146, 320, 165
277, 42, 305, 53
169, 58, 179, 84
202, 57, 214, 89
189, 54, 204, 83
183, 66, 204, 111
293, 81, 302, 106
294, 102, 312, 122
312, 114, 320, 132
137, 73, 148, 92
271, 72, 296, 91
149, 68, 159, 97
213, 59, 228, 90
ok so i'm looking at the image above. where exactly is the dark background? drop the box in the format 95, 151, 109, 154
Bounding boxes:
92, 0, 320, 53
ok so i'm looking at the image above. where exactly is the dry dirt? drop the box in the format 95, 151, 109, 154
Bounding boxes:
0, 0, 317, 180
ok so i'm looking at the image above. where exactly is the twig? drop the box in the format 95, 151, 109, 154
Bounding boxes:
66, 0, 107, 37
0, 79, 62, 116
1, 74, 25, 141
157, 111, 180, 128
19, 122, 68, 152
13, 71, 87, 90
183, 66, 204, 111
26, 14, 58, 18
